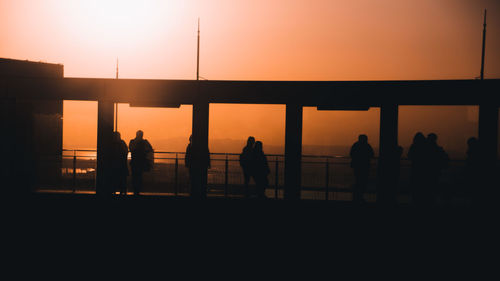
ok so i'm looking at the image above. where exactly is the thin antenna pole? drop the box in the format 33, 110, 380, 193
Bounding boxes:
197, 18, 200, 81
480, 9, 487, 80
115, 58, 119, 131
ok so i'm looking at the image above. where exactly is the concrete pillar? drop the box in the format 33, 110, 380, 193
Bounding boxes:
191, 101, 210, 198
284, 104, 303, 200
96, 100, 114, 197
1, 98, 16, 195
13, 100, 36, 196
377, 104, 399, 205
478, 105, 499, 201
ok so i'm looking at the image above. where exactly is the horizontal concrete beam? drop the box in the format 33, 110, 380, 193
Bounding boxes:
1, 77, 499, 106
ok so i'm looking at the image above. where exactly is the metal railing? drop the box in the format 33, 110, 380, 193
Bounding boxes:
46, 149, 471, 202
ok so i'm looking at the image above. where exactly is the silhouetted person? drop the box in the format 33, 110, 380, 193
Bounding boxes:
185, 135, 211, 197
426, 133, 449, 204
466, 137, 480, 169
252, 141, 270, 199
239, 136, 256, 198
110, 132, 129, 195
408, 132, 428, 205
129, 130, 153, 196
350, 134, 374, 203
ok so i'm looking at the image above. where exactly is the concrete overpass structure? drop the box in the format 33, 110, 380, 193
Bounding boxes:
2, 58, 499, 203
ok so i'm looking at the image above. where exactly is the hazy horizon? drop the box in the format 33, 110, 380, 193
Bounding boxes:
62, 101, 482, 160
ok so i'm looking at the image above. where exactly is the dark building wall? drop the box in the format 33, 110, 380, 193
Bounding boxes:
0, 58, 63, 194
0, 58, 63, 78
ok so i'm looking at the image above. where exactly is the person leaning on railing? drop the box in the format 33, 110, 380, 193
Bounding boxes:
350, 134, 374, 203
110, 131, 129, 195
252, 141, 270, 199
240, 136, 256, 197
129, 130, 153, 196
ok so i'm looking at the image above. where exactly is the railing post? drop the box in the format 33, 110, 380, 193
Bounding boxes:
224, 153, 229, 198
325, 158, 329, 201
72, 150, 76, 193
275, 157, 279, 199
174, 153, 179, 196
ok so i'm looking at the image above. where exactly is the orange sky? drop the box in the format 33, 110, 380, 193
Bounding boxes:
1, 0, 499, 156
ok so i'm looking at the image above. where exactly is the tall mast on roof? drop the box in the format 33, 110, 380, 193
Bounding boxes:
480, 9, 487, 80
115, 58, 119, 131
197, 18, 200, 81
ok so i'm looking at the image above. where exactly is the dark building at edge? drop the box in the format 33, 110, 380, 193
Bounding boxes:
1, 58, 64, 195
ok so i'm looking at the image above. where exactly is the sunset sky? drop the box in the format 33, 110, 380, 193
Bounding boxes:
1, 0, 499, 156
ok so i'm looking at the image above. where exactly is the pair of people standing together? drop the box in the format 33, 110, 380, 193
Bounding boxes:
110, 130, 153, 196
239, 136, 270, 199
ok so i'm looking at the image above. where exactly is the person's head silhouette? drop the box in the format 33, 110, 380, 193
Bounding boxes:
255, 141, 263, 153
413, 132, 425, 144
467, 137, 478, 148
113, 131, 121, 141
358, 134, 368, 144
136, 130, 144, 140
247, 136, 256, 147
427, 133, 437, 144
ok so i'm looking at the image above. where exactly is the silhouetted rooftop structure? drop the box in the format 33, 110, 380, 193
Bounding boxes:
1, 58, 498, 204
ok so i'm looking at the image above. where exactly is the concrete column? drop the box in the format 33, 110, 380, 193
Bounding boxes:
284, 104, 303, 200
478, 105, 499, 201
96, 100, 114, 197
377, 104, 399, 205
13, 100, 35, 196
2, 98, 16, 195
191, 101, 210, 198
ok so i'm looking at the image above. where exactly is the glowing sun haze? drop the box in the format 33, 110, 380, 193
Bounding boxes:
2, 0, 499, 80
1, 0, 499, 155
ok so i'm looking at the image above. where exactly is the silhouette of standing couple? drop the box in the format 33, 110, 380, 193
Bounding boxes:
239, 136, 270, 199
110, 130, 153, 196
408, 132, 449, 206
349, 132, 450, 205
